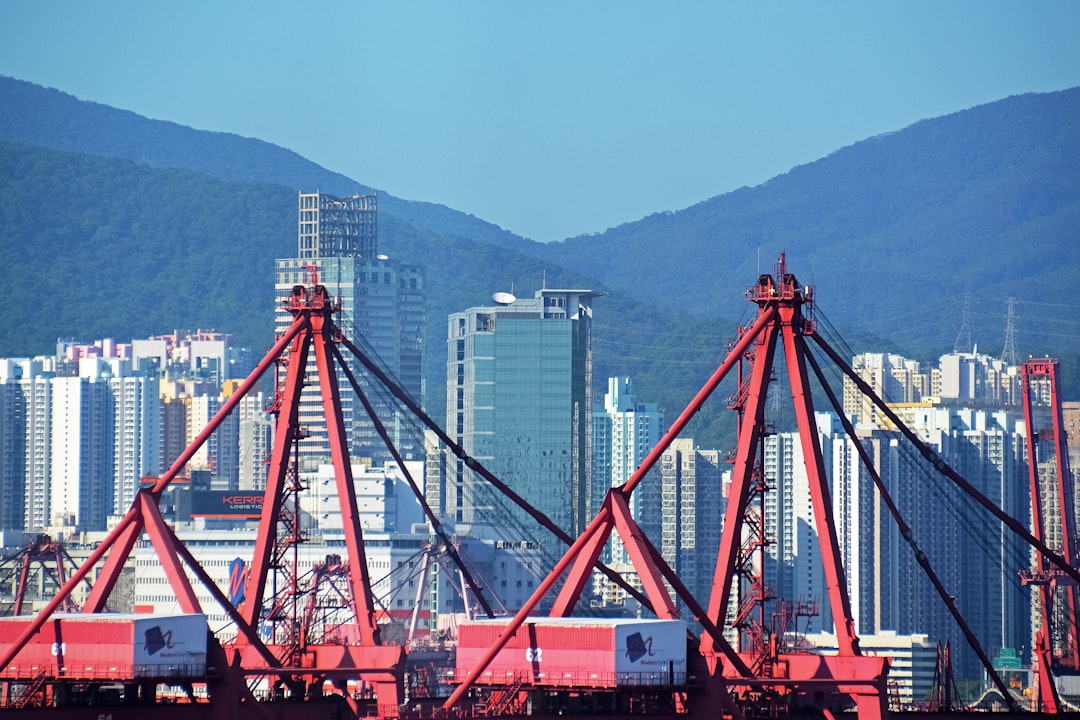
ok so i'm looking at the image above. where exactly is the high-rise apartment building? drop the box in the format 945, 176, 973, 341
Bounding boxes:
21, 369, 51, 532
833, 393, 1030, 679
912, 406, 1029, 677
659, 438, 725, 610
237, 391, 273, 491
446, 289, 598, 537
0, 356, 165, 535
759, 423, 830, 633
275, 192, 425, 470
107, 369, 161, 519
50, 374, 112, 531
937, 351, 1022, 405
592, 377, 664, 558
187, 393, 239, 490
843, 353, 930, 426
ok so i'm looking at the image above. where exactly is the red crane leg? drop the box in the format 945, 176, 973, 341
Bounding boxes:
13, 544, 31, 616
442, 506, 618, 710
84, 317, 309, 615
1034, 629, 1062, 712
81, 516, 142, 612
138, 491, 203, 615
704, 322, 778, 657
1047, 362, 1080, 668
0, 506, 141, 669
1022, 362, 1054, 666
608, 490, 679, 619
166, 525, 281, 669
781, 325, 858, 655
241, 323, 311, 629
311, 321, 380, 645
549, 505, 614, 616
620, 307, 776, 498
149, 316, 306, 496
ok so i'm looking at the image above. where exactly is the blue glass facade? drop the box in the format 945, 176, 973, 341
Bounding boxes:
447, 290, 597, 537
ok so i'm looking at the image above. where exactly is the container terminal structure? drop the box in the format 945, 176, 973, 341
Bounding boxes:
2, 256, 1079, 719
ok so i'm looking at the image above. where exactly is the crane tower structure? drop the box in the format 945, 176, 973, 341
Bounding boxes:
4, 256, 1080, 719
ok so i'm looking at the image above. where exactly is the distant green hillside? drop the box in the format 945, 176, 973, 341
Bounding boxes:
0, 75, 540, 256
0, 142, 292, 352
0, 141, 738, 443
1, 75, 1078, 421
535, 88, 1080, 366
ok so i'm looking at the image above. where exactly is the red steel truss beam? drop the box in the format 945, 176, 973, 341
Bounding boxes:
1022, 362, 1058, 687
706, 318, 779, 660
1034, 629, 1062, 712
139, 490, 202, 614
781, 325, 859, 654
607, 491, 679, 619
617, 305, 778, 498
240, 315, 312, 629
83, 317, 309, 613
166, 524, 281, 669
549, 512, 614, 615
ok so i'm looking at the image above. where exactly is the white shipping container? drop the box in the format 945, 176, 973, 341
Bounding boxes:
614, 619, 687, 677
133, 614, 208, 671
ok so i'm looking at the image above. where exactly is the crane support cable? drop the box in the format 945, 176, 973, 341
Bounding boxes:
811, 332, 1080, 588
803, 340, 1017, 712
338, 334, 656, 611
330, 342, 496, 618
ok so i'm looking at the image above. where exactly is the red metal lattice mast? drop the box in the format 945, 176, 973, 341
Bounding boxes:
1021, 358, 1080, 711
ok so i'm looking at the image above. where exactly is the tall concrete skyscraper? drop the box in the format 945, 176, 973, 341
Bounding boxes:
446, 289, 598, 537
50, 374, 112, 531
275, 192, 425, 470
238, 391, 273, 491
106, 368, 161, 519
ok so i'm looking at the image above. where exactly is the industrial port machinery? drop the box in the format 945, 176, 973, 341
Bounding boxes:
1, 256, 1078, 719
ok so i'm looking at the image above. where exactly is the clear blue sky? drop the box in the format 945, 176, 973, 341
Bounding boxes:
2, 2, 1078, 242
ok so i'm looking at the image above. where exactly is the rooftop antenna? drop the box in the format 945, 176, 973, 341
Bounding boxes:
952, 290, 974, 354
1000, 297, 1020, 366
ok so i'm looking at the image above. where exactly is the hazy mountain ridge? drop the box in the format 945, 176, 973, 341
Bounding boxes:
0, 138, 727, 440
0, 76, 540, 256
1, 76, 1077, 410
535, 88, 1080, 358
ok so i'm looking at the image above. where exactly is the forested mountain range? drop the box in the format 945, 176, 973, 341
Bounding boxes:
0, 75, 1077, 443
534, 87, 1080, 360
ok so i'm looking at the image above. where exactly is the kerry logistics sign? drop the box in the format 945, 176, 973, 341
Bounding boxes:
190, 491, 263, 518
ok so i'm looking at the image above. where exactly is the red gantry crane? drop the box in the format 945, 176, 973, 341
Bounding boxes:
5, 256, 1080, 719
443, 255, 1080, 719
